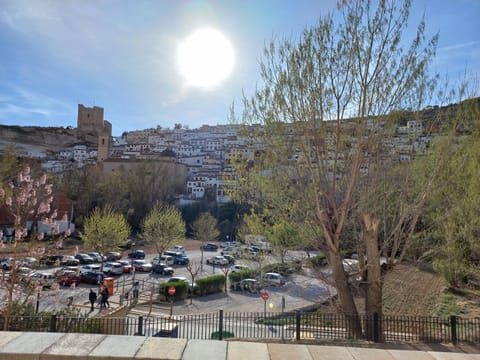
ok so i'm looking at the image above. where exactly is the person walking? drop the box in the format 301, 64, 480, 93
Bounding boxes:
89, 289, 97, 312
101, 287, 110, 309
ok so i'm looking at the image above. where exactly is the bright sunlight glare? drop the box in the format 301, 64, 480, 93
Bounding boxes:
176, 28, 235, 89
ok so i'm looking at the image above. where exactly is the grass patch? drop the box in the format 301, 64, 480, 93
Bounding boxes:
435, 291, 463, 317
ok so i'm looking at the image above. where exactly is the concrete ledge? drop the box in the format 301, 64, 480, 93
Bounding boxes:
182, 339, 227, 360
0, 332, 479, 360
40, 333, 107, 360
0, 332, 65, 360
135, 337, 187, 360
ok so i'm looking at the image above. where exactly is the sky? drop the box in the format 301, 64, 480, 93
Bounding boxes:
0, 0, 479, 136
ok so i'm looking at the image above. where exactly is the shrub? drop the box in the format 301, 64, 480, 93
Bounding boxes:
262, 262, 295, 275
229, 269, 260, 283
306, 254, 327, 268
196, 274, 226, 296
159, 281, 188, 301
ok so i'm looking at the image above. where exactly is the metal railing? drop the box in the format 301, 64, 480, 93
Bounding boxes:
1, 311, 479, 344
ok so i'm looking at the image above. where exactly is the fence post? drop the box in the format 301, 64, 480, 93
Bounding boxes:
49, 314, 57, 332
137, 316, 143, 336
373, 313, 379, 343
218, 309, 224, 341
295, 310, 301, 341
450, 315, 457, 345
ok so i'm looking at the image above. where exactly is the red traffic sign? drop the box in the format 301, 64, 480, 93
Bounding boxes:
168, 286, 176, 295
261, 291, 269, 301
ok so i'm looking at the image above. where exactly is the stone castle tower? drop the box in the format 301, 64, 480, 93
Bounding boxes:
77, 104, 112, 162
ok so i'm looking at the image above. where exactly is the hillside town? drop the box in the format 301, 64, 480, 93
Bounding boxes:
10, 104, 433, 206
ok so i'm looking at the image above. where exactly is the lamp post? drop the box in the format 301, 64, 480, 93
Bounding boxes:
36, 286, 41, 313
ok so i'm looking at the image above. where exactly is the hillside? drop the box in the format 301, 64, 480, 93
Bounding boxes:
0, 125, 99, 155
316, 264, 480, 318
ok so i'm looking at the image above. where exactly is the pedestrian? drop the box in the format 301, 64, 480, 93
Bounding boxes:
89, 289, 97, 312
101, 287, 110, 308
133, 281, 139, 299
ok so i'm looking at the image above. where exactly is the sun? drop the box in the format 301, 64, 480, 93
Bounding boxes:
176, 28, 235, 89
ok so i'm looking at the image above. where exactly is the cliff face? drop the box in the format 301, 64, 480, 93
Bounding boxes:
0, 125, 99, 154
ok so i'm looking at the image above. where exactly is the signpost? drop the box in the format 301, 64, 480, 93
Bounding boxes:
168, 286, 176, 317
261, 291, 269, 319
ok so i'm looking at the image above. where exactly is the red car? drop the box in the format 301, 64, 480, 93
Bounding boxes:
56, 270, 81, 286
118, 260, 132, 273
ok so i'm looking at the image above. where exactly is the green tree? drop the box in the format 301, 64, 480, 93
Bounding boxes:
141, 203, 185, 261
424, 99, 480, 287
192, 212, 220, 270
270, 220, 300, 263
232, 0, 439, 337
80, 206, 130, 268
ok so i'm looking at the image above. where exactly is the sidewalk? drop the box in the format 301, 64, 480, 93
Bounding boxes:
0, 331, 479, 360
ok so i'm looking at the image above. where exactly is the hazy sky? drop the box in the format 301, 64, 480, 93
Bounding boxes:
0, 0, 478, 136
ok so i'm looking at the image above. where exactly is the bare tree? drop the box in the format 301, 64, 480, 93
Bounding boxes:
191, 212, 219, 271
233, 0, 440, 338
185, 261, 201, 304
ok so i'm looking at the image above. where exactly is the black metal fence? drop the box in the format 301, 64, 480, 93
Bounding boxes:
1, 311, 479, 345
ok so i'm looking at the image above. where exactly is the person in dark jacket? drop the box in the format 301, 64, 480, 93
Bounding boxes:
89, 289, 97, 311
101, 287, 110, 309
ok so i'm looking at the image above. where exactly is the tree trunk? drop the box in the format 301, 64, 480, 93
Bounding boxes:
361, 213, 382, 341
328, 253, 362, 339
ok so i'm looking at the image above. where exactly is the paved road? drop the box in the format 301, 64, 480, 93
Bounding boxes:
1, 244, 333, 316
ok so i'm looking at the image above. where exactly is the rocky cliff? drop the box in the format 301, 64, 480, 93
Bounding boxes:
0, 125, 99, 155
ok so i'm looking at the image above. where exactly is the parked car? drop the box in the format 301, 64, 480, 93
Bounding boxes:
60, 255, 80, 266
39, 255, 63, 267
105, 251, 121, 261
1, 257, 14, 270
222, 255, 235, 264
153, 255, 174, 266
29, 272, 56, 288
22, 257, 39, 268
231, 278, 261, 293
118, 260, 132, 273
220, 246, 241, 257
17, 266, 36, 282
230, 264, 249, 273
132, 259, 152, 272
152, 263, 174, 275
128, 249, 145, 259
80, 271, 104, 284
200, 243, 218, 251
80, 264, 101, 274
169, 245, 185, 254
163, 251, 189, 265
87, 252, 104, 263
102, 262, 123, 275
262, 272, 286, 286
75, 254, 94, 264
56, 270, 81, 286
206, 255, 229, 266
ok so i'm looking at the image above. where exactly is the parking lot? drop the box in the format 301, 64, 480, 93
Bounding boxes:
1, 240, 334, 315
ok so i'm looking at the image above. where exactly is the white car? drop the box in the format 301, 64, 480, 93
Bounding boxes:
80, 264, 101, 274
132, 260, 153, 272
206, 255, 229, 266
262, 272, 286, 286
230, 264, 249, 272
103, 262, 123, 275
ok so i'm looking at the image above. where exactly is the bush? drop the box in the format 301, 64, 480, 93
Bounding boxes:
159, 281, 189, 301
306, 254, 327, 268
229, 269, 260, 283
196, 274, 226, 296
262, 262, 295, 275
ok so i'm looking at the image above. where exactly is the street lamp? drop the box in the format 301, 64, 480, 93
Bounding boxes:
36, 286, 41, 313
